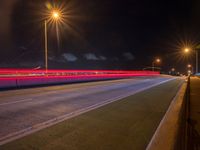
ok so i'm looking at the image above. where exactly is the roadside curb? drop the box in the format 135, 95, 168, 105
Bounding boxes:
146, 80, 187, 150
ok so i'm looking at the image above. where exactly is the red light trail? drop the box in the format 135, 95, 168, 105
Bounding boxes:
0, 69, 160, 88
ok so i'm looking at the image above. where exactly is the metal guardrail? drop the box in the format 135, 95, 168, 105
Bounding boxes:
147, 77, 190, 150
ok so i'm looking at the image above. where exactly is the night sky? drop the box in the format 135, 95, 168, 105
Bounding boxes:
0, 0, 200, 73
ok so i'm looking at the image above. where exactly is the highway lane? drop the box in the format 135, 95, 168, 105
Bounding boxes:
0, 76, 175, 143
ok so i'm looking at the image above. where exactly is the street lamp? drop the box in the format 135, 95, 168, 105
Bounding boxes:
187, 64, 193, 74
183, 47, 198, 73
44, 10, 61, 73
187, 64, 191, 68
188, 70, 192, 75
152, 58, 161, 71
184, 48, 190, 53
52, 11, 60, 19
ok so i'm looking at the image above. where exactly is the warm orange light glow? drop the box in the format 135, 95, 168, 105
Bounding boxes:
156, 58, 161, 63
187, 64, 192, 68
52, 11, 60, 20
184, 48, 190, 53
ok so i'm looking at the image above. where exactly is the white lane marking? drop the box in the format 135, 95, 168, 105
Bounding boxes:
0, 99, 33, 106
0, 79, 152, 107
0, 77, 177, 146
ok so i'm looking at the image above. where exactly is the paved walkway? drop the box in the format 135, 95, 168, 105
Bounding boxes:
189, 77, 200, 149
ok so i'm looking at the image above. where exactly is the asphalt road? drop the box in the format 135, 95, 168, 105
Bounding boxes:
0, 76, 174, 144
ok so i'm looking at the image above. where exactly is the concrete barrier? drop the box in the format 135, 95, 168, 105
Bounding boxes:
0, 78, 17, 89
146, 79, 188, 150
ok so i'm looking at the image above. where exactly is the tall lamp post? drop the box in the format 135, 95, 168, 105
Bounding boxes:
184, 48, 198, 74
187, 64, 193, 74
152, 58, 161, 71
45, 20, 48, 73
44, 10, 61, 73
196, 50, 198, 73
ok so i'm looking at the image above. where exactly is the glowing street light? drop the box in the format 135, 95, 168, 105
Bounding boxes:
171, 68, 175, 72
152, 58, 161, 71
187, 64, 193, 74
52, 11, 60, 19
156, 58, 161, 63
44, 9, 62, 73
187, 64, 192, 68
188, 70, 192, 75
51, 10, 62, 21
183, 47, 198, 73
184, 48, 190, 53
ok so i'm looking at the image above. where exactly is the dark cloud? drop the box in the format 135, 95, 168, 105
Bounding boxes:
123, 52, 135, 61
62, 53, 78, 62
84, 53, 99, 61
